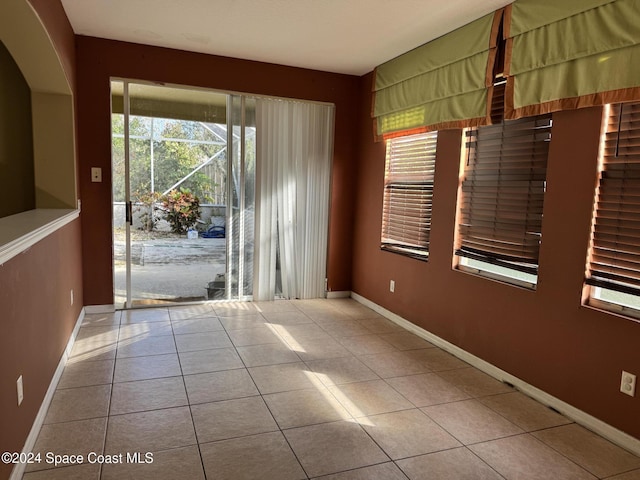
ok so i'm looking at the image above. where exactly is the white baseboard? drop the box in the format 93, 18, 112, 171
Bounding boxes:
351, 292, 640, 457
10, 308, 85, 480
84, 304, 116, 314
326, 291, 351, 299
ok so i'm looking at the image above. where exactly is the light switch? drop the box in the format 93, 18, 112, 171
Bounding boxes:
91, 167, 102, 182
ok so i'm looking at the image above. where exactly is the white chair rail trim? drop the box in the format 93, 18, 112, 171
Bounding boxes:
0, 209, 79, 265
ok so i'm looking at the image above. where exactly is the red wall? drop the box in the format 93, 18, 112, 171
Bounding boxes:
76, 36, 360, 305
352, 73, 640, 439
0, 3, 83, 479
0, 221, 84, 480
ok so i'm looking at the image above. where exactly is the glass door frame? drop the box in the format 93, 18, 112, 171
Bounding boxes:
111, 78, 255, 308
122, 81, 133, 307
226, 94, 254, 301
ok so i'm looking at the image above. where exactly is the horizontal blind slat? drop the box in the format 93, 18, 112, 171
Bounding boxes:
587, 101, 640, 293
382, 131, 438, 256
457, 113, 551, 271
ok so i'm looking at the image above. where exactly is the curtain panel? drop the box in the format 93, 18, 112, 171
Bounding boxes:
253, 98, 334, 301
504, 0, 640, 119
372, 11, 502, 139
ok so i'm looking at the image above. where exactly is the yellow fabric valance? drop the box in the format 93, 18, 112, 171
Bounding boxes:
505, 0, 640, 118
373, 11, 502, 138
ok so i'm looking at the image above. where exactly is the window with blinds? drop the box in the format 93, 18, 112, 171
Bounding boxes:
381, 131, 438, 259
587, 102, 640, 308
456, 113, 552, 281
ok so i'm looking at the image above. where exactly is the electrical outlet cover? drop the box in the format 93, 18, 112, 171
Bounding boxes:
620, 371, 636, 397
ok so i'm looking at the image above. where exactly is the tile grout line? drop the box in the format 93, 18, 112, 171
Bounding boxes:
406, 360, 623, 480
275, 303, 395, 478
233, 302, 312, 479
99, 309, 122, 480
208, 303, 309, 477
290, 301, 409, 478
338, 327, 513, 480
519, 430, 628, 479
318, 310, 522, 480
65, 301, 640, 480
172, 305, 214, 480
463, 445, 509, 480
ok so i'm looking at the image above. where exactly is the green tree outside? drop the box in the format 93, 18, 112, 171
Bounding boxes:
111, 114, 226, 205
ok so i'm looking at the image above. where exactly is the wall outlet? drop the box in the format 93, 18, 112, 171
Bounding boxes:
390, 280, 395, 293
620, 371, 636, 397
70, 289, 74, 306
17, 375, 23, 406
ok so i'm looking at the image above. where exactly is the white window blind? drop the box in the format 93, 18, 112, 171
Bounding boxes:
381, 131, 438, 259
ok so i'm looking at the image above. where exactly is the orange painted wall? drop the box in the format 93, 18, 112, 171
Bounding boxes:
352, 73, 640, 439
0, 3, 82, 479
0, 221, 84, 480
76, 36, 360, 305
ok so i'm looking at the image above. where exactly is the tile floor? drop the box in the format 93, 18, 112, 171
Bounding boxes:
21, 298, 640, 480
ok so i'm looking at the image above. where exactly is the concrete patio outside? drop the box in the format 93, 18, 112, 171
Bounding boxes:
114, 235, 226, 305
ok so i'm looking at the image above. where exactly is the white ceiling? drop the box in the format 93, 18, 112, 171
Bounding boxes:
60, 0, 512, 76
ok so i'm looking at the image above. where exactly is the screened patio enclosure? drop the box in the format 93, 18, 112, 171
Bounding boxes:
111, 81, 256, 307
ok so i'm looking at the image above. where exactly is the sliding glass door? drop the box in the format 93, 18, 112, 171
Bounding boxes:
226, 95, 257, 299
111, 81, 255, 307
111, 80, 334, 307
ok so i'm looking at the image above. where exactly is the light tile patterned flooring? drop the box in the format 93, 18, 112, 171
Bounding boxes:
22, 299, 640, 480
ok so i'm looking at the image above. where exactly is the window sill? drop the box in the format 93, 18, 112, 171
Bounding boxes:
456, 264, 536, 290
380, 245, 429, 262
585, 297, 640, 324
0, 209, 80, 265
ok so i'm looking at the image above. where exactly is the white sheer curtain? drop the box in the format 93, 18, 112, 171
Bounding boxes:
253, 98, 334, 300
